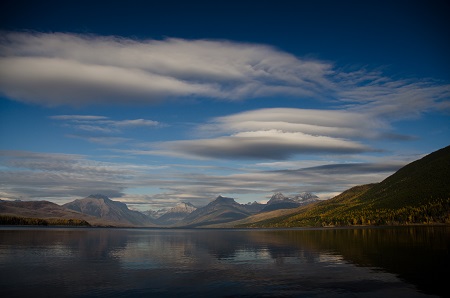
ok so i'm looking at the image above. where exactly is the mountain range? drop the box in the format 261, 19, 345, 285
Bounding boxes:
1, 145, 449, 227
0, 191, 316, 227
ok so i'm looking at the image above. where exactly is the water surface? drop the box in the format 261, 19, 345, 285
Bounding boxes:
0, 226, 448, 297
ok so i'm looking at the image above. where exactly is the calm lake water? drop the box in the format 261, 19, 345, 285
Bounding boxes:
0, 226, 448, 297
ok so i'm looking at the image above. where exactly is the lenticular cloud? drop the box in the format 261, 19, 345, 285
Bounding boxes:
0, 31, 333, 105
158, 129, 372, 160
0, 31, 448, 118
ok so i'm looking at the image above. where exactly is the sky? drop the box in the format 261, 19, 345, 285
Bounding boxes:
1, 0, 449, 211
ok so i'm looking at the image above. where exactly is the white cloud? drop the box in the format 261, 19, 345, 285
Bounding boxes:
138, 107, 391, 160
197, 108, 386, 139
50, 115, 108, 120
335, 69, 450, 119
0, 32, 333, 105
157, 129, 372, 160
113, 119, 160, 127
1, 32, 448, 118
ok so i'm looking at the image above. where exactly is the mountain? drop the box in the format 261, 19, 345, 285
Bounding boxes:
261, 192, 320, 212
63, 194, 155, 227
155, 202, 197, 225
176, 196, 251, 227
292, 192, 320, 203
268, 192, 288, 204
240, 145, 450, 228
262, 193, 299, 212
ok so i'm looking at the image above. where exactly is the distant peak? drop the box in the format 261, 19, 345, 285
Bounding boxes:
271, 192, 286, 199
267, 192, 289, 205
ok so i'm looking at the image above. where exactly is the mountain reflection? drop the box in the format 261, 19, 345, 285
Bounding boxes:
1, 226, 447, 297
113, 227, 448, 296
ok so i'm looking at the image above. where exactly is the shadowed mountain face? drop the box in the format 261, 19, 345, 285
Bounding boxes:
242, 145, 450, 228
63, 194, 155, 227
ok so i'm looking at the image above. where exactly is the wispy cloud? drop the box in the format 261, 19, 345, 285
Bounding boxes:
0, 149, 413, 208
0, 150, 157, 202
67, 135, 132, 145
50, 115, 108, 121
113, 119, 160, 127
50, 114, 161, 144
0, 31, 332, 105
336, 68, 450, 119
2, 31, 447, 114
51, 114, 160, 129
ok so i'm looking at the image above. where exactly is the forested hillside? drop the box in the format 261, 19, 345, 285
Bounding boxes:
241, 145, 450, 227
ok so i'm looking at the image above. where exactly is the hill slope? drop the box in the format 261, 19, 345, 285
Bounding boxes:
0, 200, 95, 226
355, 145, 450, 209
241, 145, 450, 227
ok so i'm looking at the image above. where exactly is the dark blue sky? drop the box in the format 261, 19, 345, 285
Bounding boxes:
0, 0, 449, 209
3, 0, 449, 78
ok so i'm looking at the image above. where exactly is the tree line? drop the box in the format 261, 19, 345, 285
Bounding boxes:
246, 198, 450, 228
0, 215, 91, 226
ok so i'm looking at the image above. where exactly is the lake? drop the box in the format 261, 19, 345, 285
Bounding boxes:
0, 226, 448, 297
